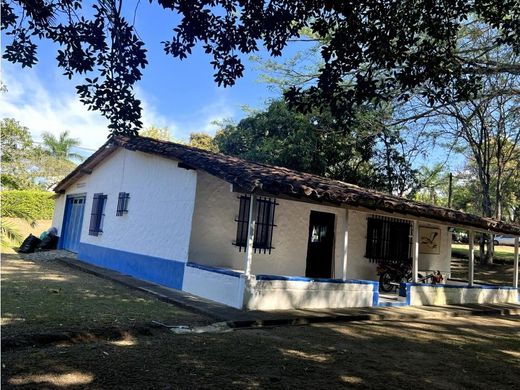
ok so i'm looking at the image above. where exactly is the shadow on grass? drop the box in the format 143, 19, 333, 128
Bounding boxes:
2, 316, 520, 389
2, 254, 519, 389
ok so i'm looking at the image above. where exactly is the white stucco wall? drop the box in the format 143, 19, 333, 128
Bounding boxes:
408, 285, 518, 305
52, 148, 197, 261
244, 278, 375, 310
182, 265, 246, 308
188, 172, 453, 282
188, 171, 349, 277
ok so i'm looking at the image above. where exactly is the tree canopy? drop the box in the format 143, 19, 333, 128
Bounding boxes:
41, 130, 83, 161
3, 1, 519, 137
139, 126, 173, 142
214, 100, 417, 194
1, 118, 77, 190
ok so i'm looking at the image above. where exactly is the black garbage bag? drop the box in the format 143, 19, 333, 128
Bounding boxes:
35, 234, 59, 251
17, 234, 42, 253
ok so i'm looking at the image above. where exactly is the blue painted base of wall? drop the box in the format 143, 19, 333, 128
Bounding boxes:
79, 243, 185, 290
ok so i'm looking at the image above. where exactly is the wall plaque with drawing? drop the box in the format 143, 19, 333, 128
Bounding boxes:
419, 226, 441, 254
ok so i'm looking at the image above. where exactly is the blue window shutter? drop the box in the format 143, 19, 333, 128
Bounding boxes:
89, 194, 101, 236
89, 193, 107, 236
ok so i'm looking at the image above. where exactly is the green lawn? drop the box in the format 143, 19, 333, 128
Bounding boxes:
2, 254, 520, 389
1, 254, 210, 338
452, 243, 517, 263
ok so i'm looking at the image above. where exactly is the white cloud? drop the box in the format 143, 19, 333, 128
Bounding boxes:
0, 64, 237, 153
1, 65, 110, 151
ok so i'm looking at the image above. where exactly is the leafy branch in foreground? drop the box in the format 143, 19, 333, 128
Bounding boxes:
2, 1, 519, 136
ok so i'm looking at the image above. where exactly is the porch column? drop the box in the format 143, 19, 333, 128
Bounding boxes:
412, 220, 419, 283
342, 208, 349, 280
514, 236, 519, 289
468, 230, 475, 286
244, 194, 257, 277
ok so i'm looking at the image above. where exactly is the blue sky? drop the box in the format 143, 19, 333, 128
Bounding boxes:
0, 2, 286, 152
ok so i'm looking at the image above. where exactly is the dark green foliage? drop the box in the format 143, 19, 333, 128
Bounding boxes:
214, 101, 418, 194
3, 1, 518, 136
2, 191, 55, 220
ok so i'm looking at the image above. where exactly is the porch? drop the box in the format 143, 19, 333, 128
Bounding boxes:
184, 191, 520, 310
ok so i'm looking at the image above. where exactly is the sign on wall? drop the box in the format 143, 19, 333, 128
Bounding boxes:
419, 226, 441, 254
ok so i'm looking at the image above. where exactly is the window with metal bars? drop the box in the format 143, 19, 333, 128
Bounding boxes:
365, 215, 412, 265
116, 192, 130, 216
234, 195, 277, 254
89, 193, 107, 236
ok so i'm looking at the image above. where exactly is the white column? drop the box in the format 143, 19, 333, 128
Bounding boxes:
412, 220, 419, 283
468, 230, 475, 286
342, 208, 349, 281
514, 236, 519, 289
244, 194, 257, 277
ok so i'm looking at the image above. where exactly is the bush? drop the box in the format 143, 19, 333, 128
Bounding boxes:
1, 191, 55, 220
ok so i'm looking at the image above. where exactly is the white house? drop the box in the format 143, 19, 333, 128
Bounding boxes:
52, 136, 520, 310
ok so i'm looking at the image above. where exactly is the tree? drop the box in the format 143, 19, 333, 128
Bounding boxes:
1, 118, 37, 189
41, 130, 83, 161
1, 118, 78, 191
139, 126, 172, 142
214, 100, 417, 194
189, 132, 218, 152
3, 1, 518, 136
1, 207, 36, 249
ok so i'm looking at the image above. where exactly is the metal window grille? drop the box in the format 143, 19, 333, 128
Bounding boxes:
89, 193, 107, 236
116, 192, 130, 216
234, 195, 278, 254
365, 215, 412, 265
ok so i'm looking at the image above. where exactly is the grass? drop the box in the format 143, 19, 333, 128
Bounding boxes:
450, 258, 516, 285
0, 254, 209, 338
452, 243, 517, 263
2, 316, 520, 389
2, 254, 519, 388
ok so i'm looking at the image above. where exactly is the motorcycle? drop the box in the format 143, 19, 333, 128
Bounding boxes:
377, 262, 412, 293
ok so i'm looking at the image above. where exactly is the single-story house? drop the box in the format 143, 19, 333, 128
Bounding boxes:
52, 136, 520, 310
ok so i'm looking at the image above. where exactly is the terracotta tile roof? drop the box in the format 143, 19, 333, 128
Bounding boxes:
55, 135, 520, 236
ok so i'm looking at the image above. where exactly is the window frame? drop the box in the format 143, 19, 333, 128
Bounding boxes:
234, 195, 278, 254
365, 215, 412, 265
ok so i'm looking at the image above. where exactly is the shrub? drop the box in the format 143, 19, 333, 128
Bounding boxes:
1, 191, 55, 220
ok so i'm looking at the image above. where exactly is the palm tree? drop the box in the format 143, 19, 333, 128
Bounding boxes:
41, 130, 84, 161
1, 209, 36, 250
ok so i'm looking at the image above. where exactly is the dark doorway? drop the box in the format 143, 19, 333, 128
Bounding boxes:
305, 211, 335, 278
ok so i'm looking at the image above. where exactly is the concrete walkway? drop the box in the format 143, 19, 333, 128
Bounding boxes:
55, 255, 520, 329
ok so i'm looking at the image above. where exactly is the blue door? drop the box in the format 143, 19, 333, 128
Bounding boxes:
61, 195, 86, 253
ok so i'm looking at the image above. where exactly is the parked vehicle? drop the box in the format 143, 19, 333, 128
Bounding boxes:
377, 262, 412, 293
493, 235, 517, 246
